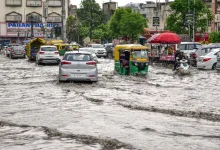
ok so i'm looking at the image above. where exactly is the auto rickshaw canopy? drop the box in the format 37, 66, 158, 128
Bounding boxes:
114, 44, 148, 60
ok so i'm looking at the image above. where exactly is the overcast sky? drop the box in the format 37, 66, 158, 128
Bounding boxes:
71, 0, 168, 7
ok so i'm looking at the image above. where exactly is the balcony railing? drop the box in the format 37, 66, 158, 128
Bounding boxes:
47, 16, 61, 22
6, 15, 22, 22
26, 0, 42, 7
48, 0, 61, 7
6, 0, 22, 6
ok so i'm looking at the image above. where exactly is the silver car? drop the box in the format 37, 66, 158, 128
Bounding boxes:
59, 51, 98, 82
9, 46, 26, 59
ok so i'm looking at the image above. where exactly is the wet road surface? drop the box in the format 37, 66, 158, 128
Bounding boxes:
0, 54, 220, 150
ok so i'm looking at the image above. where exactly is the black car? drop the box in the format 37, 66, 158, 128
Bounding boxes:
105, 44, 114, 58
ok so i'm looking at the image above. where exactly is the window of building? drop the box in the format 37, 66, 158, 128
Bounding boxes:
26, 12, 42, 22
26, 0, 42, 7
5, 0, 22, 7
5, 12, 22, 22
47, 12, 61, 23
47, 0, 61, 7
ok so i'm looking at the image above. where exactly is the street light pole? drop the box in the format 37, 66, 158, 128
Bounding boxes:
30, 15, 34, 38
188, 0, 191, 41
61, 0, 66, 41
192, 0, 195, 42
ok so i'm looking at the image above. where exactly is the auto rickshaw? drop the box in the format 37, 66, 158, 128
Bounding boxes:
48, 39, 64, 45
26, 38, 46, 61
114, 44, 149, 75
57, 43, 71, 55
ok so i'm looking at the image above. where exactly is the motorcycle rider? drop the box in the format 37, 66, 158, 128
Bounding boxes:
173, 51, 186, 71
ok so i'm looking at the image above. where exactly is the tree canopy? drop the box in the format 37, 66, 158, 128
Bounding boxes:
166, 0, 213, 34
109, 8, 147, 41
209, 32, 220, 43
76, 0, 105, 28
66, 16, 78, 42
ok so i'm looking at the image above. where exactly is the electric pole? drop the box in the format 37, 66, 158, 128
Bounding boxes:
188, 0, 191, 41
90, 1, 93, 41
192, 0, 195, 42
62, 0, 66, 41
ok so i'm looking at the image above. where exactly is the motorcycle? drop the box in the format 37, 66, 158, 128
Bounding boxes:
174, 59, 190, 75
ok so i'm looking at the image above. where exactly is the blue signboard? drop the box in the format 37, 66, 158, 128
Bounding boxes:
7, 23, 61, 28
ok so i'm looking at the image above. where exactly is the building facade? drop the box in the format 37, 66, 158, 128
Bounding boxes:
139, 1, 171, 32
0, 0, 68, 43
68, 4, 77, 17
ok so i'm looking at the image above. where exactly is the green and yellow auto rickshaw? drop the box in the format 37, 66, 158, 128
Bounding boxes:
57, 43, 71, 55
114, 44, 149, 75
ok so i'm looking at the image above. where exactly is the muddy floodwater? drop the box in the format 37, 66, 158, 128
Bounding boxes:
0, 54, 220, 150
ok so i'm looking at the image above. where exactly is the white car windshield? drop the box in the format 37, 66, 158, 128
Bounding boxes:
92, 45, 104, 48
65, 54, 92, 61
41, 47, 57, 51
79, 49, 95, 54
206, 49, 219, 56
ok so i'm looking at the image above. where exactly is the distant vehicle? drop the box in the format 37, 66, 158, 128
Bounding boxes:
2, 46, 8, 55
59, 51, 98, 82
6, 43, 20, 57
36, 46, 60, 65
78, 47, 98, 63
197, 48, 219, 70
177, 42, 201, 59
9, 46, 26, 59
105, 44, 114, 58
87, 44, 107, 58
216, 51, 220, 71
189, 44, 220, 66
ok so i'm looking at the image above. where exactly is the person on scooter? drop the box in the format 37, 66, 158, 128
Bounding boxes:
173, 51, 186, 71
173, 50, 180, 71
174, 51, 186, 71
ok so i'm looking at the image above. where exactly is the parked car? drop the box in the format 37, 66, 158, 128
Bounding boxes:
87, 44, 107, 58
216, 51, 220, 71
177, 42, 201, 59
78, 47, 98, 63
189, 44, 220, 66
6, 43, 20, 57
9, 46, 26, 59
197, 48, 220, 70
36, 45, 60, 65
59, 51, 98, 82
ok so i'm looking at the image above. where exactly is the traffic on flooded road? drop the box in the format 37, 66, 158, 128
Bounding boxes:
0, 53, 220, 150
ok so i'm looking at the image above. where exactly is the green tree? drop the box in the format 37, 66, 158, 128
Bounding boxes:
76, 0, 105, 28
66, 16, 78, 42
120, 11, 147, 41
166, 0, 213, 34
109, 8, 147, 41
209, 32, 220, 43
109, 8, 132, 38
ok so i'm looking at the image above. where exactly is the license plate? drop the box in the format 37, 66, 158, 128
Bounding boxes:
71, 74, 85, 77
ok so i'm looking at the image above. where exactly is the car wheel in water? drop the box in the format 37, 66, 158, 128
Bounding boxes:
212, 63, 217, 70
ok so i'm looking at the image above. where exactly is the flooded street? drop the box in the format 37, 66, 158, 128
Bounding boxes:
0, 54, 220, 150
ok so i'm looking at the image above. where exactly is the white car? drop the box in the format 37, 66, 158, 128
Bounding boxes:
87, 44, 107, 58
78, 47, 98, 63
36, 45, 60, 65
197, 48, 220, 70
